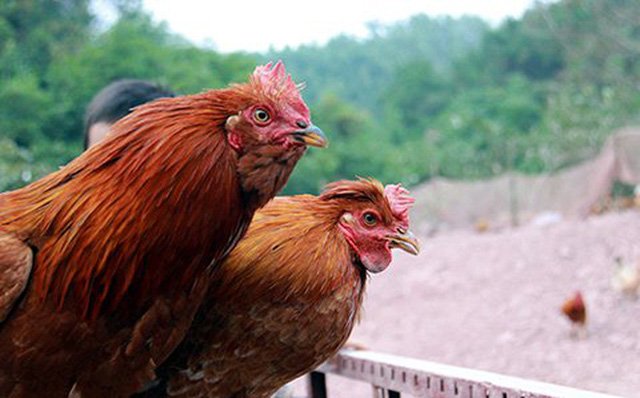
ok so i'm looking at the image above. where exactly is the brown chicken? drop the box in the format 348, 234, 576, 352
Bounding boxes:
142, 178, 419, 398
561, 291, 587, 338
0, 61, 326, 397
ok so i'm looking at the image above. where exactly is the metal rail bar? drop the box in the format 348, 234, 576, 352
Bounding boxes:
309, 350, 622, 398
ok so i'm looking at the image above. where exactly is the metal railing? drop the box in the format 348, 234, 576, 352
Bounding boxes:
307, 350, 622, 398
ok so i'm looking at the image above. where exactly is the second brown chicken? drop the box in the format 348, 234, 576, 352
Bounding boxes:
141, 178, 419, 398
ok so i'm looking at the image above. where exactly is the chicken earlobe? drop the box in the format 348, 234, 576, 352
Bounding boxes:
0, 233, 33, 323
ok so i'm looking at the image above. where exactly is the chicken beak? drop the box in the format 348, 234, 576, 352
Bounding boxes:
292, 125, 328, 148
388, 230, 420, 256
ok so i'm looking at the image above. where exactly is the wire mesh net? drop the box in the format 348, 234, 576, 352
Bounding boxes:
412, 128, 640, 231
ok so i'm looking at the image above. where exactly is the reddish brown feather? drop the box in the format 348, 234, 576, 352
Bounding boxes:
149, 179, 411, 398
0, 66, 306, 322
320, 178, 396, 226
0, 94, 242, 320
0, 62, 313, 396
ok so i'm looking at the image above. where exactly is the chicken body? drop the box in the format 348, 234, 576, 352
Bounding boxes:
0, 62, 324, 397
561, 291, 587, 338
163, 249, 364, 398
146, 179, 418, 398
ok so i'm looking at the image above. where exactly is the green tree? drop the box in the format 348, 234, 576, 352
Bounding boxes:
0, 0, 92, 78
383, 60, 452, 141
433, 75, 546, 177
285, 93, 394, 194
270, 15, 487, 112
0, 73, 53, 147
47, 8, 256, 142
0, 2, 257, 190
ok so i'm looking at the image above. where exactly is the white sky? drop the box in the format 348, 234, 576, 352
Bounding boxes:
139, 0, 540, 53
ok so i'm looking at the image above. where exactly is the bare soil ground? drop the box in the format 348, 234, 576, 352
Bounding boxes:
294, 210, 640, 397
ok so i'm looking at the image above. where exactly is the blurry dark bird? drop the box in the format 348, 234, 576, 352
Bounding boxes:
561, 291, 587, 339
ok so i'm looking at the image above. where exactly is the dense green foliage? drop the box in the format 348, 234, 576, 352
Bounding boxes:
0, 1, 255, 190
268, 15, 487, 112
0, 0, 639, 194
276, 0, 640, 193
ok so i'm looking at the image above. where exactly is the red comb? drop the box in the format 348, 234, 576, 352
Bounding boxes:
384, 184, 414, 221
251, 60, 299, 98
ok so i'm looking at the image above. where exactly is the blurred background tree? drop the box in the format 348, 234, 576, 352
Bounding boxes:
0, 0, 638, 193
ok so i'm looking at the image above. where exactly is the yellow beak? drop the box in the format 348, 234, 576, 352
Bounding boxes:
388, 230, 420, 255
292, 125, 328, 148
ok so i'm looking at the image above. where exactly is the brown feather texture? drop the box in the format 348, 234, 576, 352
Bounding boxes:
0, 61, 317, 397
141, 178, 417, 398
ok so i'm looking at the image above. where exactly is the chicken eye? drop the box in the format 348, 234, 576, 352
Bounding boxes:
253, 108, 271, 124
362, 212, 377, 226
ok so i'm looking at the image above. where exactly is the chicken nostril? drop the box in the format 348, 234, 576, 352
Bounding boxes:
296, 120, 308, 129
397, 227, 407, 234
